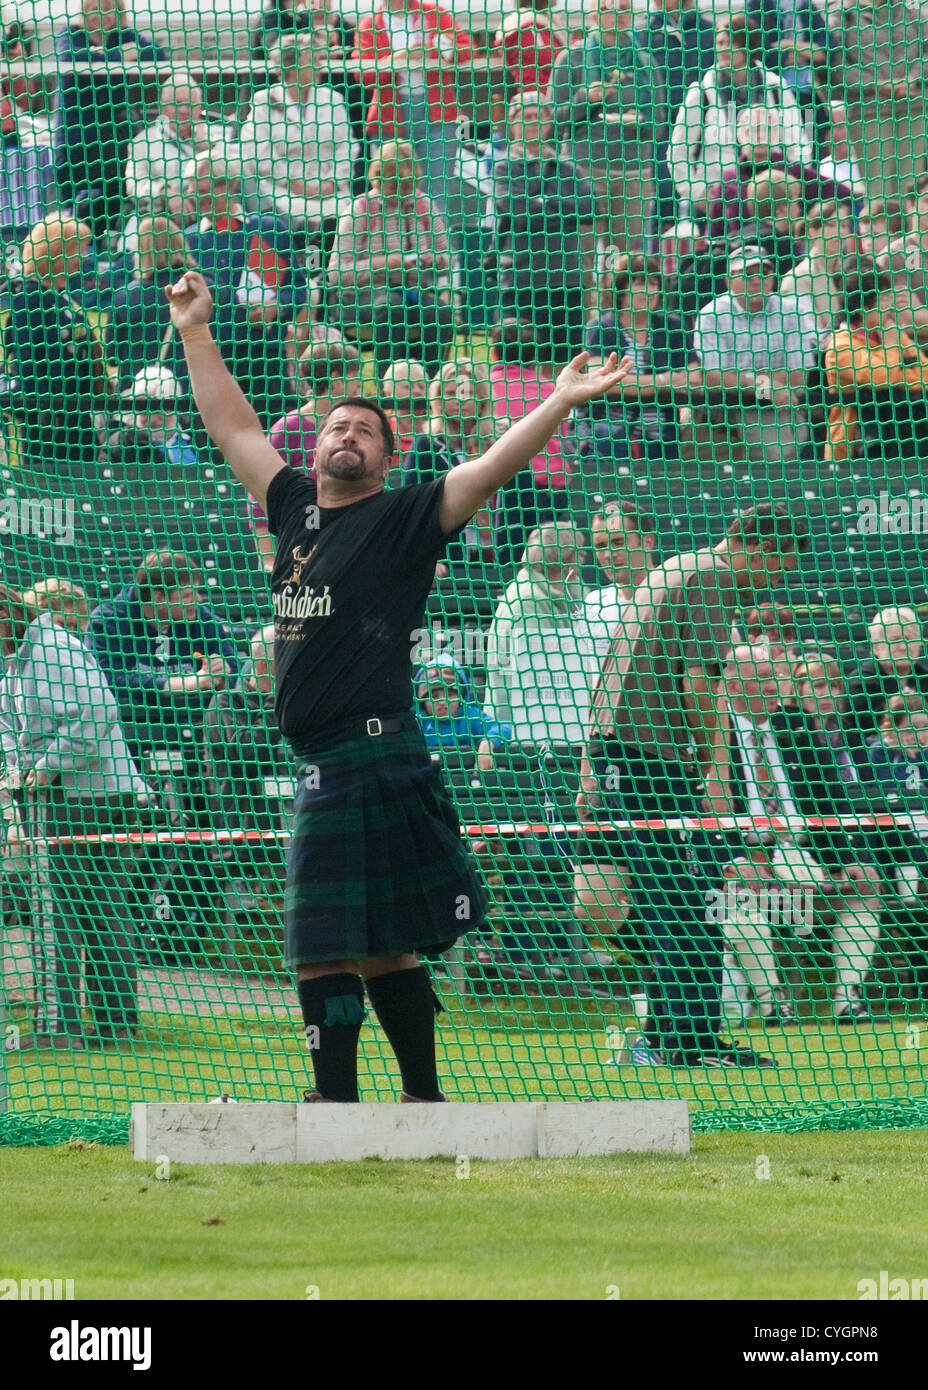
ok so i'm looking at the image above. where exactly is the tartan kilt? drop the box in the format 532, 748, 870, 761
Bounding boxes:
284, 724, 486, 966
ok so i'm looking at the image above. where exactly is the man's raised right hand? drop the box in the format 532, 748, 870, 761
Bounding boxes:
166, 271, 215, 336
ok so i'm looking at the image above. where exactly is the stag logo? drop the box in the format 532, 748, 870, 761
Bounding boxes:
287, 544, 316, 587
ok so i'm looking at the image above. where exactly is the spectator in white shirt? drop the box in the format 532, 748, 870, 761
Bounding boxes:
778, 197, 858, 334
692, 243, 818, 466
122, 76, 219, 258
236, 29, 356, 248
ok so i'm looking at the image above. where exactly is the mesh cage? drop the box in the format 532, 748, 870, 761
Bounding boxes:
1, 0, 928, 1142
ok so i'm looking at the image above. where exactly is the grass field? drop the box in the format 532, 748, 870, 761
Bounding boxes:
3, 990, 926, 1123
2, 1131, 928, 1299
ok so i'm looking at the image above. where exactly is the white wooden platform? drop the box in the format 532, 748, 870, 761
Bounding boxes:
130, 1100, 691, 1164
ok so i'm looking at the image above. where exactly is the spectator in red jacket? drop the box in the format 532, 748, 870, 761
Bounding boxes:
352, 0, 475, 231
493, 0, 564, 97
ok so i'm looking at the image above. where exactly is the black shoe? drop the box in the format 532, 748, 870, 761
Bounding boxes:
698, 1046, 778, 1069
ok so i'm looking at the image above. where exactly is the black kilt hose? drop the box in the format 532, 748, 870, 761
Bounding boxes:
284, 718, 486, 965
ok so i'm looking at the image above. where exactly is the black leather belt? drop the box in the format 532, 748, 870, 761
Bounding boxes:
291, 712, 417, 759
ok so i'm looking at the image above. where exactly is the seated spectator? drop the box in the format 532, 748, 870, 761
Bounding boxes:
817, 100, 865, 198
484, 521, 588, 734
414, 655, 512, 771
778, 197, 858, 335
669, 12, 810, 216
1, 18, 47, 131
720, 643, 883, 1023
741, 168, 806, 279
858, 198, 906, 263
654, 218, 723, 325
380, 358, 429, 459
5, 214, 112, 493
745, 0, 834, 163
573, 253, 695, 484
867, 692, 928, 798
0, 580, 150, 1048
236, 29, 354, 248
493, 0, 564, 97
86, 550, 239, 947
706, 105, 852, 246
105, 216, 194, 393
736, 601, 800, 664
639, 0, 717, 251
490, 90, 599, 361
352, 0, 474, 229
21, 579, 91, 636
203, 622, 289, 901
326, 140, 455, 379
53, 0, 167, 242
845, 606, 928, 756
579, 499, 658, 674
823, 265, 928, 466
250, 0, 320, 60
548, 0, 655, 263
882, 180, 928, 314
184, 151, 308, 427
86, 549, 238, 756
0, 87, 53, 258
692, 244, 818, 469
489, 319, 572, 572
121, 75, 219, 261
102, 364, 203, 498
251, 338, 362, 568
403, 358, 496, 484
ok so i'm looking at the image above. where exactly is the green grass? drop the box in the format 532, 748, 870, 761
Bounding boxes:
1, 1131, 927, 1298
3, 994, 926, 1121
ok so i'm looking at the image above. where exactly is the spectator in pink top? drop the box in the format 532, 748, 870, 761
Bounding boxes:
489, 318, 571, 572
250, 337, 362, 569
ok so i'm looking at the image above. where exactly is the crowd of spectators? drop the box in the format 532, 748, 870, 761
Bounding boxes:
1, 0, 928, 1032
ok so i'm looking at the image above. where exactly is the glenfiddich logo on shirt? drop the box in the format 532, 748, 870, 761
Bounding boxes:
273, 544, 333, 619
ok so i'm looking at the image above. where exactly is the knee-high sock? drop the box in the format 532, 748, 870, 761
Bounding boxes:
297, 973, 365, 1102
365, 966, 442, 1101
832, 900, 881, 1001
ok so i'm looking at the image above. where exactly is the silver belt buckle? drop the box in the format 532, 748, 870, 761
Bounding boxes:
366, 718, 383, 737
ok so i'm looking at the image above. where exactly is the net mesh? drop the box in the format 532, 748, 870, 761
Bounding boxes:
1, 0, 928, 1142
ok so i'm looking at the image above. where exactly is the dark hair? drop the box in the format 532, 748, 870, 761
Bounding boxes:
297, 340, 361, 395
727, 502, 810, 553
610, 254, 661, 311
839, 261, 892, 321
723, 12, 763, 60
322, 396, 396, 458
594, 498, 656, 536
489, 318, 537, 365
135, 550, 202, 604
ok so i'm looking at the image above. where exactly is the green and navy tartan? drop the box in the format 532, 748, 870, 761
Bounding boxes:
284, 723, 486, 966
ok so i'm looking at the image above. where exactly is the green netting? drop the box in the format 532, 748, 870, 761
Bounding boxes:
2, 0, 928, 1143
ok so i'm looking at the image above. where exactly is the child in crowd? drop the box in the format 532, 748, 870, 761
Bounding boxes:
414, 655, 511, 771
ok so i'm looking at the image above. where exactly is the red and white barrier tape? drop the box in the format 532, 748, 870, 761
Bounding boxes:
12, 811, 928, 849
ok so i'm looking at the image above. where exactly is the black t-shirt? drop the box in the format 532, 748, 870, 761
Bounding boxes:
267, 466, 461, 744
